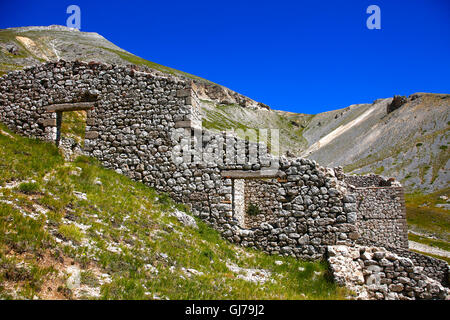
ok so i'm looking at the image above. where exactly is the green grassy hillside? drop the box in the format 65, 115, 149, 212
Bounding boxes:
0, 124, 347, 300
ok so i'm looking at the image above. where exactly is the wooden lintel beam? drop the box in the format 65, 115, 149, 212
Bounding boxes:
45, 102, 96, 113
221, 170, 285, 179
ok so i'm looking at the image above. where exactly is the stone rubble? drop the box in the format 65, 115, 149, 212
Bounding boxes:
328, 245, 450, 300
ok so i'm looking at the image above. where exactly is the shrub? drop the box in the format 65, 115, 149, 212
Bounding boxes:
18, 182, 40, 194
247, 203, 260, 216
58, 224, 84, 243
81, 270, 99, 286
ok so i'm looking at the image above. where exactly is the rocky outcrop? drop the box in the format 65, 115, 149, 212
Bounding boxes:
193, 81, 270, 110
387, 95, 408, 114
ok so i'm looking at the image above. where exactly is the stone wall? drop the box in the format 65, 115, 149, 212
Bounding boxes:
343, 174, 408, 249
380, 244, 449, 286
352, 187, 408, 248
243, 178, 281, 229
223, 159, 359, 260
344, 174, 398, 188
0, 61, 448, 297
0, 60, 359, 261
328, 245, 449, 300
349, 236, 449, 286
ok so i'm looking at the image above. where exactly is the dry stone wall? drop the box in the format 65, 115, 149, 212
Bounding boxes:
328, 245, 449, 300
352, 187, 408, 248
243, 178, 281, 229
345, 175, 409, 249
344, 174, 396, 188
358, 238, 450, 286
0, 61, 448, 299
0, 60, 358, 261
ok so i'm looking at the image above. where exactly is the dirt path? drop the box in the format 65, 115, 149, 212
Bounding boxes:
408, 240, 450, 259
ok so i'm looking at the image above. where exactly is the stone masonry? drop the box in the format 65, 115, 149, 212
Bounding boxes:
243, 178, 281, 229
345, 175, 409, 249
0, 60, 448, 299
328, 245, 449, 300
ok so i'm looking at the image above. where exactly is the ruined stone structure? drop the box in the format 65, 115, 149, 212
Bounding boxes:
243, 178, 281, 229
344, 175, 409, 249
328, 245, 448, 300
0, 60, 448, 299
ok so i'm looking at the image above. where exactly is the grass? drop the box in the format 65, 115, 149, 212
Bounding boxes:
0, 125, 63, 185
405, 188, 450, 245
247, 203, 261, 216
60, 111, 87, 145
408, 233, 450, 252
374, 166, 384, 175
0, 250, 58, 299
100, 47, 210, 83
58, 225, 84, 244
0, 122, 347, 300
81, 270, 100, 287
17, 182, 40, 194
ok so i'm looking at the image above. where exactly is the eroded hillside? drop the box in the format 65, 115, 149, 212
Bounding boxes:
301, 94, 450, 194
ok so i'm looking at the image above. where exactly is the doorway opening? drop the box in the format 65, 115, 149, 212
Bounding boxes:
45, 101, 95, 160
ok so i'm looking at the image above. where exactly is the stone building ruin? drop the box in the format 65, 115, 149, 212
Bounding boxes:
0, 60, 448, 299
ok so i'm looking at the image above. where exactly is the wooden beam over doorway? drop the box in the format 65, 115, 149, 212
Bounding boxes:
221, 170, 285, 179
45, 102, 95, 113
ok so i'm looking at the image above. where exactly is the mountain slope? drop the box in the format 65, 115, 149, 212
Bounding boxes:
300, 94, 450, 193
0, 25, 208, 81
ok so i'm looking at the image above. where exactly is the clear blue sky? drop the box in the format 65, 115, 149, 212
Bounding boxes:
1, 0, 449, 114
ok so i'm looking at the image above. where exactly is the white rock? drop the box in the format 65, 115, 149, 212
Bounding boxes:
73, 191, 87, 201
170, 209, 198, 229
66, 266, 81, 290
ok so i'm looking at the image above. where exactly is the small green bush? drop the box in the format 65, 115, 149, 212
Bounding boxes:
58, 224, 84, 243
81, 270, 99, 287
18, 182, 40, 194
247, 203, 260, 216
